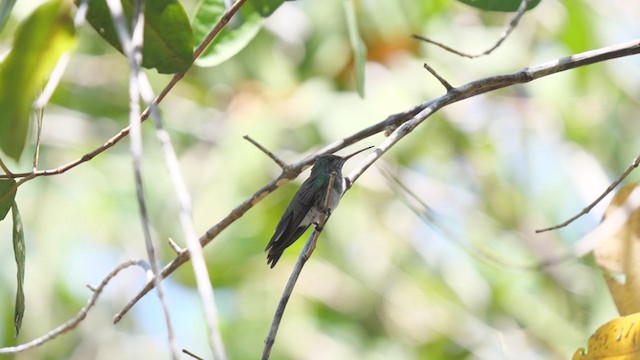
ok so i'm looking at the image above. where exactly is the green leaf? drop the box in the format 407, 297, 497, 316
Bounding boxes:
0, 179, 17, 222
81, 0, 194, 74
12, 202, 25, 337
193, 0, 263, 67
0, 0, 16, 33
249, 0, 285, 16
456, 0, 541, 12
344, 0, 367, 98
0, 0, 76, 161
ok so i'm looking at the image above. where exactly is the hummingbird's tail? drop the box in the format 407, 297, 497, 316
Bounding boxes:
266, 249, 284, 268
265, 224, 309, 268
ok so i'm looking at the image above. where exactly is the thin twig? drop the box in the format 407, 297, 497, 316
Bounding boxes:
0, 259, 147, 354
105, 0, 178, 358
112, 39, 640, 320
168, 238, 184, 254
261, 172, 337, 360
423, 63, 453, 91
536, 154, 640, 233
539, 184, 640, 268
412, 0, 531, 58
0, 157, 14, 177
183, 349, 205, 360
244, 135, 288, 170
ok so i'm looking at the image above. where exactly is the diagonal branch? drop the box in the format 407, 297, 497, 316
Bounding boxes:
536, 154, 640, 233
0, 259, 148, 354
111, 39, 640, 321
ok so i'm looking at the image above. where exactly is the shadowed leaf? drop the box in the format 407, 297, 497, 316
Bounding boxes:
249, 0, 285, 17
12, 202, 25, 337
81, 0, 194, 74
456, 0, 541, 12
0, 179, 17, 221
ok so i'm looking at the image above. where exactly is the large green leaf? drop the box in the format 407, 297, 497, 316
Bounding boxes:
12, 202, 25, 337
0, 0, 16, 33
193, 0, 263, 67
344, 0, 367, 98
456, 0, 541, 12
0, 0, 75, 161
82, 0, 194, 74
0, 179, 16, 221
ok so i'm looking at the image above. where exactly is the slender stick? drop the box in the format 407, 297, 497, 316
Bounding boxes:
412, 0, 531, 59
536, 154, 640, 233
0, 259, 148, 354
261, 173, 337, 360
104, 0, 178, 357
244, 135, 288, 170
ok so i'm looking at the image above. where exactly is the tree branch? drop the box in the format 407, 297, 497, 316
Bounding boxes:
108, 38, 640, 320
412, 0, 531, 58
536, 154, 640, 233
0, 259, 148, 354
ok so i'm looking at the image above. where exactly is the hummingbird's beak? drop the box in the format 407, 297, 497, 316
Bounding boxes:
342, 146, 374, 161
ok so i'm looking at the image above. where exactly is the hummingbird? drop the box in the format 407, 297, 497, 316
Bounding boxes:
265, 146, 373, 268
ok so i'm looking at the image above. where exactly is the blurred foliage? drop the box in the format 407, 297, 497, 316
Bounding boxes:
0, 0, 638, 359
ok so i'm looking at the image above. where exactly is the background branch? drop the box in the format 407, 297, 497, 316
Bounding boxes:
412, 0, 530, 58
0, 259, 148, 354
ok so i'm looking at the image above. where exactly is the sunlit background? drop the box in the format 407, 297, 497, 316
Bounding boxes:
1, 0, 639, 359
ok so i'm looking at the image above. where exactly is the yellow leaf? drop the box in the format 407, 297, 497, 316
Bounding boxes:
572, 313, 640, 359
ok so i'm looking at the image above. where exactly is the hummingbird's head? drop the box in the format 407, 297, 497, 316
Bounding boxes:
311, 146, 374, 174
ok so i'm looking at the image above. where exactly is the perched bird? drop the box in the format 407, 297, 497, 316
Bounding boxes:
265, 147, 373, 268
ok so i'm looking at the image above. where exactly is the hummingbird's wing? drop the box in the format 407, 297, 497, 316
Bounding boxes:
265, 179, 318, 268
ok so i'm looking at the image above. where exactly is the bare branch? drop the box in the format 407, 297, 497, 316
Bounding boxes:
104, 0, 178, 357
423, 62, 453, 92
261, 172, 337, 360
244, 135, 288, 170
536, 154, 640, 233
0, 259, 146, 354
0, 157, 14, 177
412, 0, 531, 58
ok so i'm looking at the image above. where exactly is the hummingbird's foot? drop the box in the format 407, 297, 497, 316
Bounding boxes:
320, 207, 332, 216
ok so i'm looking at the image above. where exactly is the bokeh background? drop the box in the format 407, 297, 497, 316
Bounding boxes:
1, 0, 639, 359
